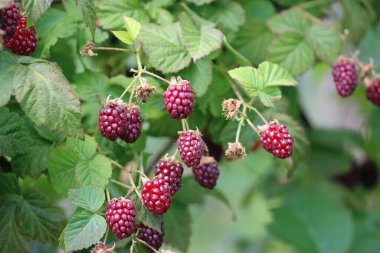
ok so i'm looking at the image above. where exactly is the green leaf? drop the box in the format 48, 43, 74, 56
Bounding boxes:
76, 0, 96, 39
178, 59, 213, 96
34, 8, 77, 58
74, 71, 109, 102
64, 210, 107, 251
186, 0, 214, 5
139, 23, 192, 73
268, 192, 353, 253
228, 62, 297, 106
0, 108, 32, 157
0, 52, 17, 106
138, 208, 163, 233
69, 186, 105, 212
306, 25, 342, 64
0, 173, 20, 196
74, 155, 112, 188
111, 31, 135, 44
13, 62, 83, 138
267, 9, 311, 34
18, 189, 64, 244
25, 0, 53, 27
66, 135, 97, 160
164, 203, 192, 252
268, 32, 315, 75
123, 16, 141, 41
179, 12, 223, 61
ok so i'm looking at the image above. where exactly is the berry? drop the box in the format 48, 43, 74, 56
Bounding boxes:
105, 198, 136, 240
4, 15, 36, 55
137, 224, 164, 252
0, 2, 20, 38
142, 177, 171, 215
154, 155, 184, 196
119, 104, 142, 143
98, 102, 128, 141
332, 57, 357, 97
192, 156, 219, 189
177, 130, 205, 167
366, 77, 380, 106
163, 77, 194, 119
259, 121, 294, 159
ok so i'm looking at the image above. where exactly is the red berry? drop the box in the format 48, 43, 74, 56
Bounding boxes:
4, 15, 36, 55
119, 104, 142, 143
142, 177, 171, 215
163, 77, 194, 119
0, 2, 20, 38
105, 198, 136, 240
137, 224, 164, 252
332, 58, 357, 97
259, 121, 294, 159
98, 103, 128, 141
366, 77, 380, 106
154, 155, 184, 196
177, 130, 205, 167
192, 156, 219, 189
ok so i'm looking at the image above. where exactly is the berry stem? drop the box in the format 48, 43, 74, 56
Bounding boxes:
230, 80, 246, 103
106, 187, 111, 202
136, 237, 160, 253
111, 160, 123, 169
245, 104, 269, 125
142, 69, 171, 84
110, 179, 133, 189
246, 118, 260, 135
103, 228, 109, 244
119, 78, 138, 99
223, 36, 252, 66
92, 46, 135, 53
235, 118, 244, 143
130, 236, 136, 253
128, 173, 142, 201
181, 119, 187, 131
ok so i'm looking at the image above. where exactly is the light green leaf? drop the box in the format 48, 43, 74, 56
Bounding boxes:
13, 62, 83, 138
25, 0, 53, 27
186, 0, 214, 5
306, 25, 342, 64
139, 23, 192, 73
259, 86, 282, 107
268, 32, 315, 75
269, 192, 353, 253
69, 186, 105, 212
66, 135, 97, 160
64, 210, 107, 251
123, 16, 141, 41
0, 108, 32, 157
74, 155, 112, 188
179, 12, 223, 61
76, 0, 96, 39
201, 2, 245, 32
267, 9, 312, 34
178, 59, 213, 97
111, 31, 134, 44
0, 52, 18, 106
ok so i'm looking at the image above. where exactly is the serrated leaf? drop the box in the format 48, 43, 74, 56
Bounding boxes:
0, 108, 33, 157
269, 192, 353, 253
111, 31, 134, 44
76, 0, 96, 39
123, 16, 141, 41
138, 208, 163, 233
178, 59, 213, 96
13, 62, 83, 138
74, 155, 112, 188
18, 189, 64, 244
267, 9, 311, 34
179, 12, 223, 61
25, 0, 53, 27
139, 23, 192, 73
306, 25, 342, 64
64, 210, 107, 251
259, 86, 282, 107
0, 173, 20, 196
0, 52, 18, 106
66, 135, 97, 160
268, 32, 315, 76
69, 186, 105, 212
164, 203, 192, 252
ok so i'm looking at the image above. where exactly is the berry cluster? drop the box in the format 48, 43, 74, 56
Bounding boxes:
332, 56, 380, 107
1, 2, 37, 55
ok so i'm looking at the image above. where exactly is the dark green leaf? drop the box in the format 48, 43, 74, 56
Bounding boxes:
76, 0, 96, 39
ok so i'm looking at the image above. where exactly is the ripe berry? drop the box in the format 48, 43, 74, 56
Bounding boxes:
137, 224, 164, 252
163, 77, 194, 119
105, 198, 136, 240
332, 57, 357, 97
4, 15, 36, 55
98, 102, 128, 141
0, 2, 20, 38
119, 104, 142, 143
259, 121, 294, 159
154, 155, 184, 196
142, 177, 171, 215
366, 77, 380, 106
177, 130, 205, 167
192, 156, 219, 189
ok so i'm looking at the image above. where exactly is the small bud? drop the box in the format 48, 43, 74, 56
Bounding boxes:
225, 142, 246, 160
80, 41, 97, 57
222, 99, 242, 120
91, 242, 115, 253
135, 78, 156, 103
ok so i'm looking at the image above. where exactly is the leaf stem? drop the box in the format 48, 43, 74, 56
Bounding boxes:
119, 78, 138, 99
106, 187, 111, 202
142, 69, 171, 84
110, 179, 133, 189
235, 118, 244, 143
223, 36, 251, 66
245, 104, 269, 125
103, 228, 109, 244
92, 46, 134, 53
128, 173, 142, 201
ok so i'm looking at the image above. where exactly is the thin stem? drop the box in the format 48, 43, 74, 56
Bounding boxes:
110, 179, 133, 189
106, 188, 111, 202
129, 86, 135, 103
92, 46, 134, 53
235, 118, 244, 143
223, 36, 251, 66
130, 236, 136, 253
245, 104, 269, 125
136, 238, 160, 253
246, 118, 260, 135
184, 119, 190, 131
119, 78, 138, 99
142, 70, 171, 84
103, 228, 109, 244
128, 174, 142, 200
230, 81, 245, 102
111, 160, 123, 169
181, 119, 187, 131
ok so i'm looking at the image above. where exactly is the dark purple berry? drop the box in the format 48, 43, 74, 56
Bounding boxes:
154, 155, 184, 196
0, 2, 20, 38
137, 224, 164, 252
192, 156, 219, 189
366, 77, 380, 106
98, 102, 128, 141
4, 15, 36, 55
332, 57, 358, 97
105, 198, 136, 240
119, 104, 142, 143
177, 130, 205, 167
